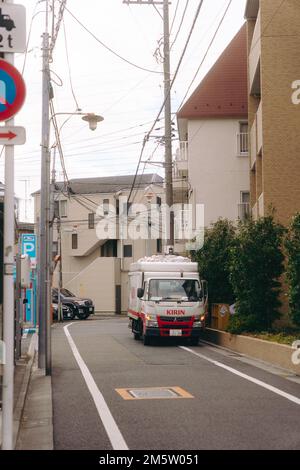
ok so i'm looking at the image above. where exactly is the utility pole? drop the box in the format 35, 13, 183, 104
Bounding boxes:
123, 0, 174, 246
38, 0, 51, 374
163, 0, 174, 246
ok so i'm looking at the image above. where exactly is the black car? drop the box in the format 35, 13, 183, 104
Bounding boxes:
52, 303, 75, 321
52, 288, 95, 320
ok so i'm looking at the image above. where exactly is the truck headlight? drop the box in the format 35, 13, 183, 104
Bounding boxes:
145, 314, 158, 327
146, 321, 158, 327
193, 315, 205, 327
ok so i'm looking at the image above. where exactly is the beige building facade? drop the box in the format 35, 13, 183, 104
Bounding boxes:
246, 0, 300, 225
34, 174, 164, 314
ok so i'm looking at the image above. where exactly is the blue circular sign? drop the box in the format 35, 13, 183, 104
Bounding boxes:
0, 59, 26, 121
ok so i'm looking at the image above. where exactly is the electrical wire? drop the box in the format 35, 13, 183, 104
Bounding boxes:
59, 1, 163, 75
49, 0, 67, 61
50, 100, 70, 185
177, 0, 233, 112
62, 17, 81, 111
170, 0, 189, 50
170, 0, 180, 35
127, 0, 205, 205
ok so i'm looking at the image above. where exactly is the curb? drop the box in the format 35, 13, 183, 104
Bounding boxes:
13, 333, 37, 449
201, 328, 300, 376
16, 356, 54, 450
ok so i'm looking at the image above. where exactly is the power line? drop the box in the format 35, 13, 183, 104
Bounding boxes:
62, 17, 81, 110
127, 0, 205, 205
58, 1, 163, 75
177, 0, 233, 112
170, 0, 180, 35
170, 0, 189, 50
49, 0, 67, 61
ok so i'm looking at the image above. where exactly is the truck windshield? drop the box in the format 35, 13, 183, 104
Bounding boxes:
148, 279, 202, 302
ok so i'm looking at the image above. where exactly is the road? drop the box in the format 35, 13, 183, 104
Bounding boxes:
51, 317, 300, 450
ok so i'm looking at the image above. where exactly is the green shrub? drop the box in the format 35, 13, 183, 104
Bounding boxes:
193, 219, 236, 307
228, 216, 285, 333
284, 213, 300, 327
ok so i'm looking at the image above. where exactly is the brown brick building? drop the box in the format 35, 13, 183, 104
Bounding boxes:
245, 0, 300, 226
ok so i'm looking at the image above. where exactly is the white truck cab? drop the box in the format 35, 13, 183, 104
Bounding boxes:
128, 255, 208, 345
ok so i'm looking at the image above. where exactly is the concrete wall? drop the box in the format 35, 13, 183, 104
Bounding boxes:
64, 257, 119, 313
202, 328, 300, 376
187, 119, 250, 227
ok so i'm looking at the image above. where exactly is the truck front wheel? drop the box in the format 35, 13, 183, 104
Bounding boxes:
190, 336, 199, 346
143, 334, 151, 346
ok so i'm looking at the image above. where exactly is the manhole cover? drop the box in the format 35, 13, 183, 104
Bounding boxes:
130, 388, 179, 399
115, 386, 194, 400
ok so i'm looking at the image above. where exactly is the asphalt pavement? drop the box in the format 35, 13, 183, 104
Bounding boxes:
51, 317, 300, 450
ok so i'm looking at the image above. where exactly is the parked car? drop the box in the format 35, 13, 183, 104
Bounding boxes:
52, 288, 95, 320
52, 303, 75, 321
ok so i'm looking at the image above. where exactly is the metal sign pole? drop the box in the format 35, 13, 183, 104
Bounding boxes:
2, 0, 15, 449
1, 0, 26, 449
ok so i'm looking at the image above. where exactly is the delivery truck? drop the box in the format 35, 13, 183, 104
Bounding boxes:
128, 254, 208, 345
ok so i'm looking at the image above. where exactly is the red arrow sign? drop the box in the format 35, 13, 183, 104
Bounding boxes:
0, 131, 16, 140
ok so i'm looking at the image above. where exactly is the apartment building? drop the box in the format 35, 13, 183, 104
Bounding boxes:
176, 24, 250, 229
33, 174, 164, 314
245, 0, 300, 224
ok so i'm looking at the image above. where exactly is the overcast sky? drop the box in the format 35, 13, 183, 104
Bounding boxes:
0, 0, 246, 221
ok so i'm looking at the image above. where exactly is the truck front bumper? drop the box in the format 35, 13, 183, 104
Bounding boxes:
145, 326, 203, 338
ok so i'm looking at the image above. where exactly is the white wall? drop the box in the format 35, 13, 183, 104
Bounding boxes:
187, 119, 250, 227
64, 257, 118, 313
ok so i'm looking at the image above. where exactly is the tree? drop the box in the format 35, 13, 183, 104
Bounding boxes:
228, 216, 285, 334
193, 219, 236, 308
284, 213, 300, 327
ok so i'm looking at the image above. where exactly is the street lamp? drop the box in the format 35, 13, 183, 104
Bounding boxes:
82, 113, 104, 131
38, 105, 104, 375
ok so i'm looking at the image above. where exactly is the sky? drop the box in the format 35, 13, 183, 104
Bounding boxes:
0, 0, 247, 221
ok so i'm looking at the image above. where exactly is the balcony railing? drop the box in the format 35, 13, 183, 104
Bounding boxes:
238, 203, 250, 221
237, 133, 249, 156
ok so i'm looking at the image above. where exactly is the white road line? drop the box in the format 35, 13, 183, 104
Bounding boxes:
63, 323, 128, 450
180, 346, 300, 406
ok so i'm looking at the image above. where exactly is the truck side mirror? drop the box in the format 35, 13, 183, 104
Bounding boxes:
201, 280, 208, 302
137, 288, 144, 299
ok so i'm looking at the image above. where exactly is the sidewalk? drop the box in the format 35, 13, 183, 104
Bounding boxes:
0, 332, 37, 448
16, 354, 53, 450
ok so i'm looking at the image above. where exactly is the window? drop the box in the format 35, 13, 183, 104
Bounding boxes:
60, 200, 67, 217
122, 201, 132, 215
116, 199, 119, 216
238, 122, 249, 156
72, 233, 78, 250
88, 213, 95, 229
156, 196, 162, 208
148, 279, 202, 302
52, 241, 58, 256
103, 199, 109, 216
239, 122, 248, 134
157, 239, 162, 253
101, 240, 117, 257
54, 199, 67, 218
241, 191, 250, 204
238, 192, 250, 221
123, 244, 133, 258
